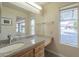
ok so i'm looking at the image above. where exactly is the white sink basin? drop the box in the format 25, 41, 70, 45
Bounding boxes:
0, 43, 24, 53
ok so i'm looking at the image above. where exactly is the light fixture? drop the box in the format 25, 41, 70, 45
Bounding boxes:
10, 2, 42, 14
26, 2, 42, 10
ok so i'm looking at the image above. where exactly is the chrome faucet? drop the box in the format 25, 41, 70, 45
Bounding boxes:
7, 35, 12, 44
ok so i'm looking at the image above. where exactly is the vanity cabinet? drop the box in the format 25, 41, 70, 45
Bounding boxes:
11, 42, 45, 57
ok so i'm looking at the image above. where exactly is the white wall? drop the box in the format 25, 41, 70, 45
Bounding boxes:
44, 3, 79, 57
35, 2, 79, 57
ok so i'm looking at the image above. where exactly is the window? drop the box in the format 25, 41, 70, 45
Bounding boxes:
16, 19, 25, 33
60, 7, 78, 47
31, 17, 35, 35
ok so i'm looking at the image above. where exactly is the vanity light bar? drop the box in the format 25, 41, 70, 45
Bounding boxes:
26, 2, 42, 10
9, 2, 41, 14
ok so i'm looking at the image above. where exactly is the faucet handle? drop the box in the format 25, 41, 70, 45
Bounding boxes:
7, 35, 11, 39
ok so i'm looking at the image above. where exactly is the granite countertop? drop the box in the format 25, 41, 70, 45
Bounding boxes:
0, 36, 52, 57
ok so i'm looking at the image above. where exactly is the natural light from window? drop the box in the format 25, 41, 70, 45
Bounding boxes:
16, 17, 25, 33
60, 7, 78, 47
31, 17, 35, 35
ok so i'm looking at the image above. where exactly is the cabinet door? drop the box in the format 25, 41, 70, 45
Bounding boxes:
35, 48, 44, 57
34, 43, 45, 57
22, 49, 33, 57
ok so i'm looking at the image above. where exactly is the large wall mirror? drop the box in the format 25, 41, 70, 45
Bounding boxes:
0, 3, 1, 33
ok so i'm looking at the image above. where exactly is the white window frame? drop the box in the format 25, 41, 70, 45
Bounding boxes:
59, 4, 79, 47
16, 20, 25, 33
31, 17, 35, 35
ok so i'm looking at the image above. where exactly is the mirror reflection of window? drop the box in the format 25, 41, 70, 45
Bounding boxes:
16, 17, 25, 33
31, 17, 35, 35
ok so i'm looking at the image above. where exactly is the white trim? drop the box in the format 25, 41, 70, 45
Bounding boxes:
45, 48, 65, 57
60, 3, 79, 10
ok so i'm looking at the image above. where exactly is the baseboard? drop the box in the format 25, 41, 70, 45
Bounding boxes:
45, 49, 65, 57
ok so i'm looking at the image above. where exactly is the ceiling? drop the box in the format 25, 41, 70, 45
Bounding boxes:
2, 2, 75, 14
2, 2, 41, 14
35, 2, 48, 6
35, 2, 75, 6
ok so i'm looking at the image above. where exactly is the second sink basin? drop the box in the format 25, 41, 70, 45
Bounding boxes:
0, 43, 24, 53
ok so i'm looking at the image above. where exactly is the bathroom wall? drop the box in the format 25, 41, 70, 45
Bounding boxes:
0, 3, 31, 40
35, 13, 45, 36
44, 2, 79, 57
35, 2, 79, 57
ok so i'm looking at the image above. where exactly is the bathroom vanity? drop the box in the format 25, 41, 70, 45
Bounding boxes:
11, 41, 45, 57
0, 36, 52, 57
